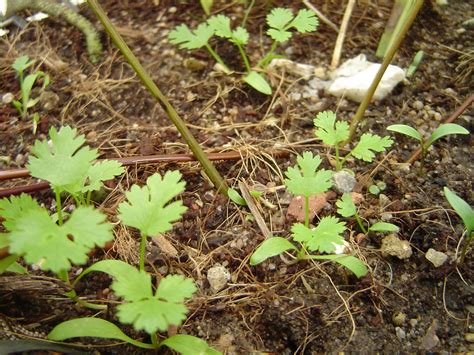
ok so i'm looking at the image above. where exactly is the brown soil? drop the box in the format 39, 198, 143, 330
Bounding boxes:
0, 0, 473, 353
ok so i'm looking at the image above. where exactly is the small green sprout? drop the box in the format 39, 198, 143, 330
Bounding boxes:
200, 0, 213, 15
387, 123, 469, 168
315, 111, 393, 171
249, 151, 367, 278
336, 193, 399, 234
284, 152, 333, 227
369, 181, 387, 195
12, 55, 50, 133
28, 126, 124, 222
118, 171, 187, 271
250, 217, 368, 278
168, 7, 318, 95
50, 261, 219, 354
443, 187, 474, 264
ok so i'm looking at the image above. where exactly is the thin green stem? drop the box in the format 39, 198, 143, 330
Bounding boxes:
257, 41, 278, 68
241, 0, 255, 27
347, 0, 424, 142
86, 0, 228, 195
55, 189, 63, 226
204, 44, 230, 72
150, 333, 159, 347
459, 231, 472, 264
354, 212, 368, 234
139, 232, 147, 272
335, 145, 341, 171
86, 190, 92, 205
74, 297, 108, 310
236, 43, 251, 72
58, 269, 69, 283
304, 195, 310, 228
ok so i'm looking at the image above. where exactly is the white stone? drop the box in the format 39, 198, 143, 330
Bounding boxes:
425, 248, 448, 267
207, 265, 230, 293
333, 171, 356, 193
328, 54, 405, 102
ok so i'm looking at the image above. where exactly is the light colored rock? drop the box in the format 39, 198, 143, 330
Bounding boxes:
328, 54, 405, 102
207, 265, 230, 293
395, 326, 406, 340
465, 333, 474, 343
333, 170, 356, 193
420, 320, 439, 350
1, 92, 13, 104
269, 58, 327, 80
381, 234, 412, 259
425, 248, 448, 268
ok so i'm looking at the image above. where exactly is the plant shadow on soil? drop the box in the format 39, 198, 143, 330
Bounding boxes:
0, 0, 472, 353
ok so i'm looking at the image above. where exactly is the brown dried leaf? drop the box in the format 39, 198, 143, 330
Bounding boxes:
152, 234, 178, 258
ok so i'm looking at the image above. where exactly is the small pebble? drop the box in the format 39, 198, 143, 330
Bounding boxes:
396, 326, 406, 340
207, 265, 230, 293
465, 333, 474, 343
1, 92, 14, 104
425, 248, 448, 268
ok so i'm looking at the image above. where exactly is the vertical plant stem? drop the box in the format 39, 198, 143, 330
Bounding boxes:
236, 43, 251, 72
335, 145, 341, 171
204, 44, 230, 72
241, 0, 255, 27
86, 0, 228, 195
139, 232, 147, 272
354, 212, 368, 234
55, 189, 63, 225
150, 333, 159, 347
305, 195, 310, 228
460, 232, 472, 264
347, 0, 423, 142
258, 41, 278, 68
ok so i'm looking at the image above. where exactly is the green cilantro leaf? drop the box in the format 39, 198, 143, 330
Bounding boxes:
284, 152, 333, 197
0, 194, 43, 231
291, 9, 319, 33
111, 265, 197, 334
82, 160, 124, 193
314, 111, 349, 147
292, 217, 346, 253
350, 134, 393, 162
118, 171, 187, 237
266, 8, 318, 43
207, 15, 233, 38
232, 26, 249, 45
336, 193, 356, 218
28, 126, 97, 193
267, 8, 294, 30
27, 126, 123, 197
7, 206, 113, 273
168, 23, 214, 50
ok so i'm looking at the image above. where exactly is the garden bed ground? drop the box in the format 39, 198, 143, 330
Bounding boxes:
0, 0, 473, 353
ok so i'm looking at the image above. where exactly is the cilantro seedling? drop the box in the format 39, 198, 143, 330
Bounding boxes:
118, 171, 187, 271
50, 260, 220, 353
12, 55, 50, 133
284, 151, 332, 227
28, 126, 124, 223
168, 7, 318, 95
314, 111, 393, 171
0, 193, 113, 283
249, 151, 367, 277
443, 187, 474, 264
250, 216, 368, 277
336, 193, 399, 234
387, 123, 469, 169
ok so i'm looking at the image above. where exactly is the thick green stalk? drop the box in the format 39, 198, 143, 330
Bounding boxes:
86, 0, 228, 195
348, 0, 424, 142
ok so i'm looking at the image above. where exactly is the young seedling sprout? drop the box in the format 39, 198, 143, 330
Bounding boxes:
11, 55, 50, 133
249, 151, 368, 278
168, 7, 318, 95
387, 123, 469, 169
443, 187, 474, 264
314, 111, 393, 171
336, 193, 399, 234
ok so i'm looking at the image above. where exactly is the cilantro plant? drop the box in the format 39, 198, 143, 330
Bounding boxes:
314, 111, 393, 171
168, 7, 318, 95
27, 126, 124, 222
12, 55, 50, 133
443, 187, 474, 264
117, 171, 187, 271
336, 193, 399, 234
387, 123, 469, 168
249, 152, 368, 278
48, 173, 219, 353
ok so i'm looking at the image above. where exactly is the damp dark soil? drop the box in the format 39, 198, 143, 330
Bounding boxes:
0, 0, 473, 353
